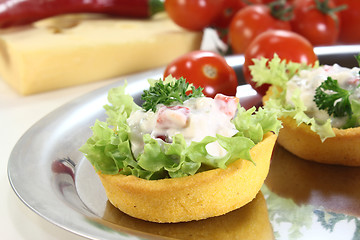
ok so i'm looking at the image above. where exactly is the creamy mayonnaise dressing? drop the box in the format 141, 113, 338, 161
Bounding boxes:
127, 94, 239, 157
286, 64, 360, 128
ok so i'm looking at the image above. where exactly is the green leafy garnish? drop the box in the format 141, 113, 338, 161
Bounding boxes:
141, 76, 204, 112
314, 76, 358, 118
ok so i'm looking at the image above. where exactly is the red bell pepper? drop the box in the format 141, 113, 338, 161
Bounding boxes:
0, 0, 164, 28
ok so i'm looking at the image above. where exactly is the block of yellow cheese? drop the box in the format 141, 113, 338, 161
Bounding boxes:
0, 13, 203, 95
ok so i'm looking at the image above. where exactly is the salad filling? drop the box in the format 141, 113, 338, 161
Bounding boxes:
286, 64, 360, 128
250, 54, 360, 141
128, 94, 239, 158
80, 76, 281, 180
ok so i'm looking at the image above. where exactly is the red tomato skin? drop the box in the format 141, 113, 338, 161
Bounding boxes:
212, 0, 262, 28
260, 0, 278, 3
243, 30, 318, 96
228, 4, 291, 54
165, 0, 224, 31
164, 51, 238, 98
333, 0, 360, 43
212, 0, 245, 29
290, 0, 340, 46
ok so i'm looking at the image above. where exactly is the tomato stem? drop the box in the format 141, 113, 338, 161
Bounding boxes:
313, 0, 347, 26
314, 0, 347, 15
149, 0, 165, 16
269, 0, 293, 21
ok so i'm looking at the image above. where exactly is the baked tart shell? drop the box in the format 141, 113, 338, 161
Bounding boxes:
97, 132, 277, 223
277, 116, 360, 166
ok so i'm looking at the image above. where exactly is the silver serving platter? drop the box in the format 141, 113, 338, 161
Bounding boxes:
8, 45, 360, 240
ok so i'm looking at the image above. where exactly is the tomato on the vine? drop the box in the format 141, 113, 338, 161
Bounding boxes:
164, 51, 238, 98
228, 4, 292, 54
243, 30, 318, 96
164, 0, 224, 31
290, 0, 343, 46
333, 0, 360, 43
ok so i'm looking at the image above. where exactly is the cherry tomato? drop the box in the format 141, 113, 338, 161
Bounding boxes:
290, 0, 342, 46
212, 0, 261, 28
243, 30, 318, 96
213, 0, 263, 43
164, 0, 224, 31
228, 4, 291, 54
164, 50, 238, 98
333, 0, 360, 43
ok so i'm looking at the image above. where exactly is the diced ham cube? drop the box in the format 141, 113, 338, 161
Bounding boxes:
349, 76, 360, 85
156, 106, 190, 129
214, 94, 239, 118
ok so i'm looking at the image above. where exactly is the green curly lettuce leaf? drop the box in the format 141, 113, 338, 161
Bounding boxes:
264, 89, 335, 141
103, 81, 141, 128
249, 53, 316, 91
80, 77, 281, 180
233, 105, 282, 144
249, 54, 343, 141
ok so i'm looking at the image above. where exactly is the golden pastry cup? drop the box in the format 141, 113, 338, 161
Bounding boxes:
97, 132, 277, 223
264, 86, 360, 166
277, 116, 360, 166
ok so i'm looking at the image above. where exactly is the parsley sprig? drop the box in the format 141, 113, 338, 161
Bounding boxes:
314, 76, 359, 118
141, 77, 204, 112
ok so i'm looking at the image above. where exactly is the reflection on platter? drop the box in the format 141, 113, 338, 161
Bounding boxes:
265, 144, 360, 240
